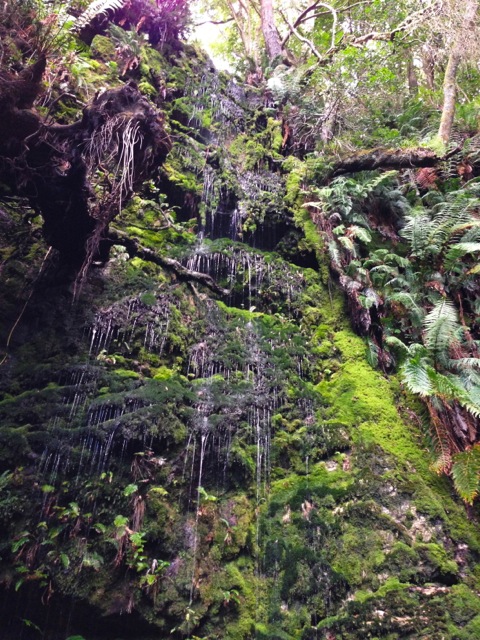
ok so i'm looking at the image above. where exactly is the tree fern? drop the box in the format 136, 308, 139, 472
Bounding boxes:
451, 446, 480, 503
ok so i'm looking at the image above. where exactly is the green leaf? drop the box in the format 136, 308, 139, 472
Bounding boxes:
22, 619, 42, 633
123, 483, 138, 497
82, 551, 104, 570
149, 486, 168, 496
129, 531, 145, 547
12, 533, 30, 553
41, 484, 55, 493
114, 515, 129, 528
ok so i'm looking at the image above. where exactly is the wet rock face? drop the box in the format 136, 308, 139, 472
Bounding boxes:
1, 30, 480, 640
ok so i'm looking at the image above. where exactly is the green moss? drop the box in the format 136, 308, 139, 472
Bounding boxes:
354, 576, 411, 603
111, 368, 141, 379
229, 134, 267, 171
317, 329, 430, 473
90, 35, 116, 61
416, 542, 459, 580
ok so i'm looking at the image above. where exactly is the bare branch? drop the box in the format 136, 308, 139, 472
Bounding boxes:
194, 18, 234, 27
280, 10, 323, 61
282, 1, 338, 49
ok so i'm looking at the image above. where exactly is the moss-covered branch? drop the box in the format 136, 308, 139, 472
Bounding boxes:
107, 228, 230, 296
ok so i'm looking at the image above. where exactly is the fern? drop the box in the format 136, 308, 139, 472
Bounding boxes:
426, 398, 454, 475
366, 338, 379, 368
444, 242, 480, 272
401, 212, 438, 258
387, 292, 423, 323
74, 0, 124, 31
402, 356, 433, 396
363, 170, 398, 195
450, 357, 480, 371
327, 240, 341, 267
337, 235, 356, 254
423, 300, 459, 368
349, 225, 372, 244
385, 335, 409, 355
451, 446, 480, 504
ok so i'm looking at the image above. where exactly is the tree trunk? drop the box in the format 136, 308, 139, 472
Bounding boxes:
407, 57, 418, 96
421, 45, 436, 90
438, 48, 461, 145
438, 0, 478, 144
260, 0, 284, 63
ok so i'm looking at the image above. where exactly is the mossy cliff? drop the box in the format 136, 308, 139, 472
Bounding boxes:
1, 20, 480, 640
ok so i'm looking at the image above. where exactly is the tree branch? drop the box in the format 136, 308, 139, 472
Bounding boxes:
194, 18, 234, 26
280, 11, 323, 61
281, 1, 338, 49
107, 228, 230, 296
285, 0, 441, 67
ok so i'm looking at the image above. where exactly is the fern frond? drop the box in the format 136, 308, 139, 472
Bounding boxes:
370, 264, 397, 276
428, 369, 465, 402
401, 213, 438, 257
74, 0, 124, 31
429, 370, 480, 418
449, 357, 480, 371
348, 225, 372, 244
337, 235, 356, 254
431, 450, 453, 474
366, 338, 379, 368
402, 357, 433, 396
426, 399, 454, 474
385, 336, 409, 352
388, 291, 422, 314
444, 242, 480, 272
424, 300, 459, 366
364, 170, 398, 194
451, 446, 480, 503
384, 336, 409, 363
327, 240, 341, 267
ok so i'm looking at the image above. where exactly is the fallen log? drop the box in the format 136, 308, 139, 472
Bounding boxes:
331, 146, 446, 177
